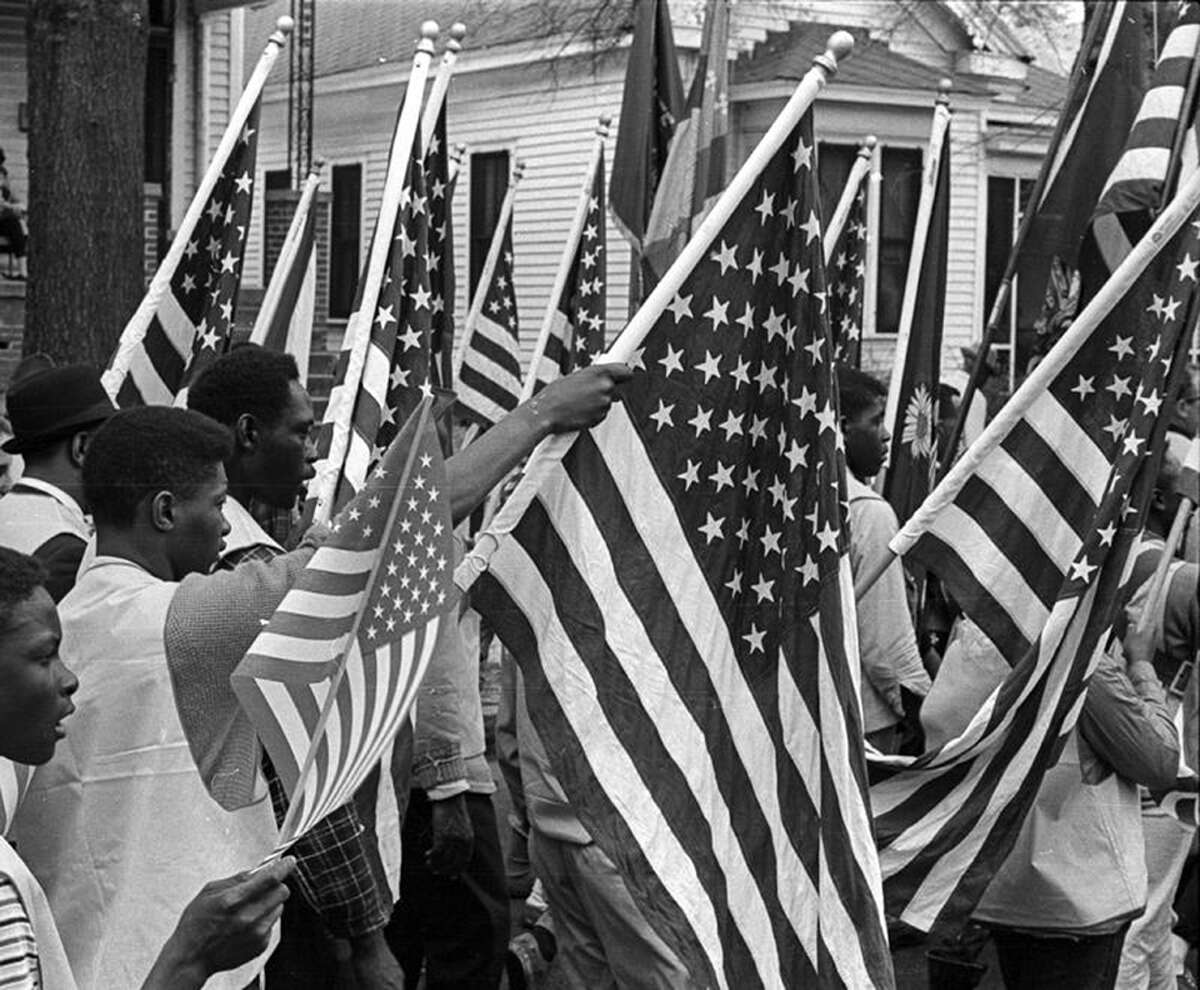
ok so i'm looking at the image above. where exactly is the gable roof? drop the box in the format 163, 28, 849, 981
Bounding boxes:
734, 23, 990, 96
244, 0, 633, 80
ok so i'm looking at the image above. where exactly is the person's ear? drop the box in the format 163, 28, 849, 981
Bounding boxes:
148, 490, 175, 533
234, 413, 258, 452
69, 431, 90, 469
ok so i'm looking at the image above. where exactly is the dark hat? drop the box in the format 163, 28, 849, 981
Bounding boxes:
2, 364, 116, 454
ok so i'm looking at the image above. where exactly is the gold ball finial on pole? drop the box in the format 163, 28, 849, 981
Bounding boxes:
937, 77, 953, 103
449, 22, 467, 42
275, 14, 295, 35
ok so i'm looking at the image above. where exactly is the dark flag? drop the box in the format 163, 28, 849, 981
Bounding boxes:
884, 107, 951, 525
610, 0, 685, 256
1012, 0, 1146, 325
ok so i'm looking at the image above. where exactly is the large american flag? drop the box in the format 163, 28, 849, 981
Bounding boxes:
456, 216, 523, 427
309, 139, 436, 520
532, 152, 607, 392
828, 184, 867, 366
233, 399, 455, 848
103, 105, 260, 407
473, 109, 893, 989
875, 14, 1200, 929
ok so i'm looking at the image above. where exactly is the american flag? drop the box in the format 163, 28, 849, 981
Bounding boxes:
456, 216, 523, 427
876, 16, 1200, 928
104, 105, 260, 407
426, 105, 458, 390
473, 109, 893, 989
533, 152, 607, 391
232, 399, 455, 848
0, 759, 30, 837
828, 185, 867, 367
310, 140, 436, 519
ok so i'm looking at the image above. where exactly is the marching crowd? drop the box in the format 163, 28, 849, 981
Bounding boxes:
0, 347, 1195, 990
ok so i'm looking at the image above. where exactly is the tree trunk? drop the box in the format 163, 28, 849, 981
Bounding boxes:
25, 0, 147, 366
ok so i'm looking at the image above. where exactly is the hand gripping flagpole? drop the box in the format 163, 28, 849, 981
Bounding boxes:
455, 31, 855, 592
882, 80, 952, 446
308, 21, 440, 525
249, 160, 323, 346
852, 164, 1200, 600
103, 16, 293, 400
421, 23, 466, 153
823, 135, 875, 265
521, 114, 613, 404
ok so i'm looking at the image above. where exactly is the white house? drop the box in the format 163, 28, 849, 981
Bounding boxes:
230, 0, 1069, 395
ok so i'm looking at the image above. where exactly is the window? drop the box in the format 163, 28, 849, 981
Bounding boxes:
875, 147, 922, 335
469, 150, 510, 297
262, 169, 292, 285
144, 7, 172, 184
328, 164, 362, 320
985, 176, 1038, 391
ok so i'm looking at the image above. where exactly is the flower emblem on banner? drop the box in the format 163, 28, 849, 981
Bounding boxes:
902, 384, 935, 461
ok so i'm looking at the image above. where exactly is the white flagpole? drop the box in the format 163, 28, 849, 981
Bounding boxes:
455, 31, 855, 592
823, 135, 875, 265
308, 22, 440, 525
849, 164, 1200, 598
250, 162, 323, 346
520, 115, 612, 403
452, 159, 526, 385
103, 16, 293, 400
882, 81, 952, 445
421, 23, 466, 153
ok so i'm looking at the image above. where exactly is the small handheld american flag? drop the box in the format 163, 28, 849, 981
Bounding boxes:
232, 398, 455, 849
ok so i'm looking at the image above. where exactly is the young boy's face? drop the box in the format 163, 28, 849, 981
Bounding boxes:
0, 587, 77, 766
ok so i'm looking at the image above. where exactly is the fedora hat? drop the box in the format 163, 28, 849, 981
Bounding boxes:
3, 364, 116, 454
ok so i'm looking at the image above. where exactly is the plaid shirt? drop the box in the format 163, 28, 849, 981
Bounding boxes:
220, 516, 391, 938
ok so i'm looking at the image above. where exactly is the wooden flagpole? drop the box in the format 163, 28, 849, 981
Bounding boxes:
421, 23, 466, 153
250, 162, 323, 346
308, 21, 440, 525
520, 115, 612, 404
853, 164, 1200, 599
882, 81, 951, 448
823, 135, 875, 265
103, 16, 293, 399
455, 31, 855, 592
